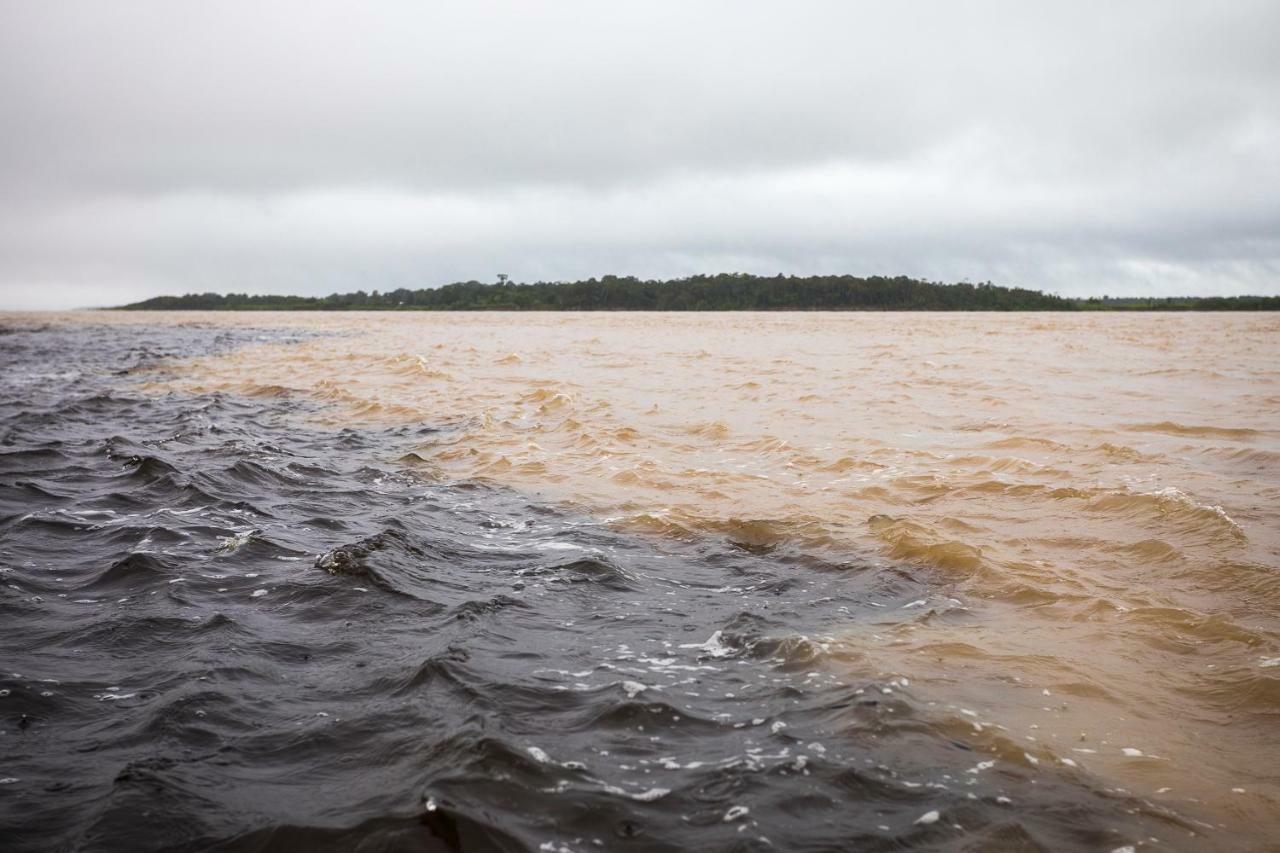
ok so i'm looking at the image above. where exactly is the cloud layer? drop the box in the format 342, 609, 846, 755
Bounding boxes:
1, 1, 1277, 308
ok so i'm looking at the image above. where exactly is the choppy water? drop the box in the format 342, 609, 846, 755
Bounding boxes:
1, 312, 1277, 851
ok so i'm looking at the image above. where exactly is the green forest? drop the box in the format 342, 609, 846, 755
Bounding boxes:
114, 274, 1280, 311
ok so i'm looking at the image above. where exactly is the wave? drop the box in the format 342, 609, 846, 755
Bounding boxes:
867, 515, 986, 576
613, 511, 832, 552
314, 529, 437, 598
519, 555, 639, 591
1086, 486, 1245, 541
1123, 420, 1263, 440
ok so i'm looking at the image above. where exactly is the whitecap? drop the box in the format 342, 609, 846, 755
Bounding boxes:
620, 680, 651, 699
678, 630, 733, 658
601, 784, 669, 801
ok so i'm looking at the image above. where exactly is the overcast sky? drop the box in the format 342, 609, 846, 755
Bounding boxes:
1, 1, 1277, 308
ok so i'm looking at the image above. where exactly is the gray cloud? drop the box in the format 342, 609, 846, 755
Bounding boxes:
1, 0, 1277, 308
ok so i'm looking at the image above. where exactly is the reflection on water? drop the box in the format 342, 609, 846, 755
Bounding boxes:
4, 310, 1279, 849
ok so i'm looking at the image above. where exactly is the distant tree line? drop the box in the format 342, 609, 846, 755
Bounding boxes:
1074, 294, 1280, 311
113, 274, 1280, 311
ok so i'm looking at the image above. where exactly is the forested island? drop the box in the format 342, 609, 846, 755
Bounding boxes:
113, 274, 1280, 311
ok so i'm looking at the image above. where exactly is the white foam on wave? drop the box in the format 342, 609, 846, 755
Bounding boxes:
1143, 486, 1243, 533
678, 630, 733, 658
600, 783, 670, 801
94, 692, 137, 701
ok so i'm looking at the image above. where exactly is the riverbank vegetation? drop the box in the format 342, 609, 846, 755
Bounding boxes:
115, 274, 1279, 311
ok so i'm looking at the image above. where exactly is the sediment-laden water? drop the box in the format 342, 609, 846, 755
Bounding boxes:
1, 312, 1277, 851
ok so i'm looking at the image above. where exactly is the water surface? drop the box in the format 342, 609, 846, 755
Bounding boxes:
1, 312, 1277, 851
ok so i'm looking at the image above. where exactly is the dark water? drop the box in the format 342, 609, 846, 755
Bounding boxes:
0, 323, 1196, 851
